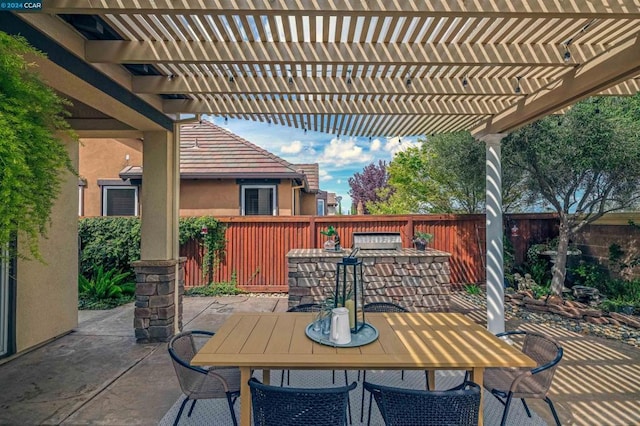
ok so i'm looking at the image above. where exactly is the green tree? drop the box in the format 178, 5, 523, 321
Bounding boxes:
0, 32, 76, 260
503, 95, 640, 296
369, 132, 519, 214
368, 146, 435, 214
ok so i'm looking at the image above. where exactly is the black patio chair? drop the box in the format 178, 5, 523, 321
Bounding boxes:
282, 302, 354, 424
484, 330, 564, 426
364, 380, 481, 426
360, 302, 432, 423
249, 377, 357, 426
168, 330, 240, 426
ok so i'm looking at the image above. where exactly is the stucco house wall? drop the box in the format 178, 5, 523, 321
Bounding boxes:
15, 137, 78, 353
79, 138, 142, 217
180, 179, 297, 216
78, 123, 322, 217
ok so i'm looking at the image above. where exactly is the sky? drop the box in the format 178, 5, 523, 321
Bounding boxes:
204, 115, 422, 212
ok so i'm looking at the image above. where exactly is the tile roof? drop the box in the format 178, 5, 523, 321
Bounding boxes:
180, 120, 304, 181
120, 120, 320, 192
293, 163, 319, 193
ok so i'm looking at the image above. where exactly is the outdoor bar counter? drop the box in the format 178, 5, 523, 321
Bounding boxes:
286, 248, 452, 311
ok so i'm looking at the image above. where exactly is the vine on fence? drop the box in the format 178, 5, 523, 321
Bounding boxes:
179, 217, 227, 282
79, 216, 227, 283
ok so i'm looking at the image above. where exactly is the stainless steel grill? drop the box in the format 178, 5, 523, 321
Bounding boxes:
352, 232, 402, 250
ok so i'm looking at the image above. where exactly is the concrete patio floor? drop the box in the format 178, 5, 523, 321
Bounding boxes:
0, 294, 638, 425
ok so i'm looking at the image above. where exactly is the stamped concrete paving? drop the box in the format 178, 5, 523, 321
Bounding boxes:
0, 294, 638, 425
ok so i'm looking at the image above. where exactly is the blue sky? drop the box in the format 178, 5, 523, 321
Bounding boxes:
204, 115, 422, 212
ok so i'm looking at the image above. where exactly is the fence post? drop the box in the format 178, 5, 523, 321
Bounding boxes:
309, 216, 316, 248
405, 216, 414, 248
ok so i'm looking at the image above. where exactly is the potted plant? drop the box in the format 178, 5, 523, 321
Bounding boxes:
412, 231, 433, 251
320, 225, 341, 251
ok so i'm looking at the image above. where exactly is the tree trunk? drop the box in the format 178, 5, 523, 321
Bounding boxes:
550, 215, 571, 296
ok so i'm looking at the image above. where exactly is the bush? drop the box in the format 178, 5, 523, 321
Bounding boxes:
78, 266, 135, 310
186, 272, 242, 296
79, 217, 141, 278
79, 216, 227, 281
570, 261, 606, 288
464, 284, 481, 295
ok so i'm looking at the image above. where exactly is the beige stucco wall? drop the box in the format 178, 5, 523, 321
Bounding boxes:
181, 180, 239, 216
300, 192, 317, 215
15, 137, 79, 352
78, 138, 313, 217
181, 179, 299, 216
79, 138, 143, 216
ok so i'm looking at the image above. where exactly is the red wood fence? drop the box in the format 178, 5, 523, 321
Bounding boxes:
180, 213, 559, 291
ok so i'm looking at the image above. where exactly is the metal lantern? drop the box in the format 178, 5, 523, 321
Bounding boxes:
334, 248, 365, 333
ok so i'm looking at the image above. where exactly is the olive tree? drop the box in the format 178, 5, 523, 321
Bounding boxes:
503, 95, 640, 296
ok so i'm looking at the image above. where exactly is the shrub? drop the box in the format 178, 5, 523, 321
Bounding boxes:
78, 217, 141, 278
464, 284, 481, 295
186, 272, 242, 296
79, 216, 227, 281
78, 266, 135, 310
570, 261, 606, 288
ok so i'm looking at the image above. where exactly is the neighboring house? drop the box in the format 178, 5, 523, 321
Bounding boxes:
327, 192, 339, 215
78, 121, 321, 216
315, 191, 339, 216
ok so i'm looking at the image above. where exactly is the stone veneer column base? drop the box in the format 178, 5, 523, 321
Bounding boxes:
132, 258, 185, 343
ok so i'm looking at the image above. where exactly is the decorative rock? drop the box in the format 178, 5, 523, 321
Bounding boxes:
495, 290, 640, 347
572, 285, 601, 304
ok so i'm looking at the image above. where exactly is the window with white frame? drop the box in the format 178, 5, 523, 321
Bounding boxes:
241, 185, 276, 215
317, 199, 326, 216
102, 186, 139, 216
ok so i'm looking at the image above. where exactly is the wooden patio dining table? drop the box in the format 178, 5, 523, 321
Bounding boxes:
191, 311, 535, 426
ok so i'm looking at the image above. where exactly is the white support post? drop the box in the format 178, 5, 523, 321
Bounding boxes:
171, 125, 181, 334
482, 134, 507, 335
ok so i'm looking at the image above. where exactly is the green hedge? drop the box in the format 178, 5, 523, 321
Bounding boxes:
79, 217, 141, 278
78, 216, 226, 280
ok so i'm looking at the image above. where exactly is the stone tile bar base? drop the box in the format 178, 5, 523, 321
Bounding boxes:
286, 248, 451, 312
132, 258, 186, 343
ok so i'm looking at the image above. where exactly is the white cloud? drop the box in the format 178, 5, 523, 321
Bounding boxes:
317, 137, 373, 166
281, 140, 303, 154
370, 138, 382, 151
384, 136, 422, 156
319, 169, 333, 181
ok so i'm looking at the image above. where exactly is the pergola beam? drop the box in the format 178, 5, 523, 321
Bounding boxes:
133, 75, 546, 96
474, 34, 640, 137
163, 97, 505, 116
43, 0, 640, 18
86, 40, 597, 67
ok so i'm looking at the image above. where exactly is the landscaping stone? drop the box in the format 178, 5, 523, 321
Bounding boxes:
456, 291, 640, 348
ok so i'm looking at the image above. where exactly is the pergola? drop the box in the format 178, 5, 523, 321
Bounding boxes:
3, 1, 640, 335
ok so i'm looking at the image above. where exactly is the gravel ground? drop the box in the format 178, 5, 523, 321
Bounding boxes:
455, 292, 640, 348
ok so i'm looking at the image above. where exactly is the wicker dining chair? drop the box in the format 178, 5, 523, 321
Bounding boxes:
484, 330, 564, 426
249, 378, 357, 426
363, 380, 481, 426
168, 330, 240, 426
